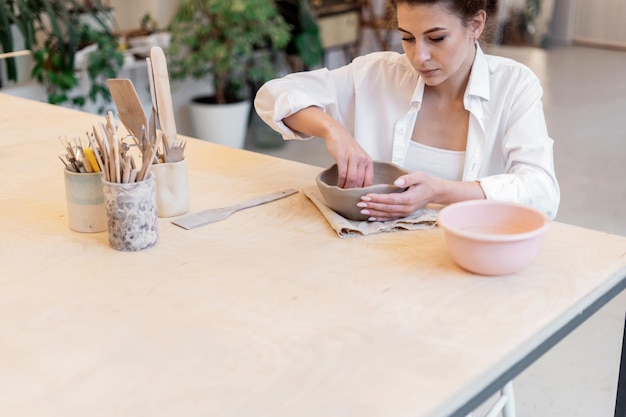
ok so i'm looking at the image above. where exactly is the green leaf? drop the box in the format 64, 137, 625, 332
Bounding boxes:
168, 0, 295, 104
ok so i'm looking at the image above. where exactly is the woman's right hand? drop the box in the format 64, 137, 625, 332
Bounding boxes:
324, 128, 374, 189
283, 106, 374, 189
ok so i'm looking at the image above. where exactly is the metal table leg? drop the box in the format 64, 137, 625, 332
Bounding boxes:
615, 311, 626, 417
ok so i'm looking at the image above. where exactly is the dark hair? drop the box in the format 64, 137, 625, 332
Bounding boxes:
387, 0, 499, 43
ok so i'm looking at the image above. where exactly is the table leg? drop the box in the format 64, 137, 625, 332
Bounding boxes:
615, 310, 626, 417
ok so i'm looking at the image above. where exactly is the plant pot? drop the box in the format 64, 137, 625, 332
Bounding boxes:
188, 96, 251, 149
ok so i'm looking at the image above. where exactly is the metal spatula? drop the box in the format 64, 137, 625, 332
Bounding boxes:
172, 189, 298, 230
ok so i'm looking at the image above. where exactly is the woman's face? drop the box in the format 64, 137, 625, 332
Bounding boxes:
396, 2, 485, 88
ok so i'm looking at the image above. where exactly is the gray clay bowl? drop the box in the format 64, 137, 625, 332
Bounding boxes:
316, 161, 409, 221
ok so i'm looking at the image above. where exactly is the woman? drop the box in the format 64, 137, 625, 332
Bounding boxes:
254, 0, 560, 221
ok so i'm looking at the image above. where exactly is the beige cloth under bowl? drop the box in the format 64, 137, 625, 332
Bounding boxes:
304, 186, 439, 238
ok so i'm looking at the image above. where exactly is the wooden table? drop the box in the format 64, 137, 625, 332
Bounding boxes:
2, 94, 626, 417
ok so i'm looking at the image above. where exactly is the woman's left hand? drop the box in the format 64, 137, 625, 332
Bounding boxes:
357, 172, 487, 221
356, 172, 440, 221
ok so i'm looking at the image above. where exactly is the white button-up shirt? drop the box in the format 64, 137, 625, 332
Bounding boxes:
254, 46, 560, 218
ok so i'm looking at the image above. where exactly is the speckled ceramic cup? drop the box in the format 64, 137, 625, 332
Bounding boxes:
102, 174, 158, 251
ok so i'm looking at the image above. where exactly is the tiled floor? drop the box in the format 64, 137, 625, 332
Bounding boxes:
246, 44, 626, 416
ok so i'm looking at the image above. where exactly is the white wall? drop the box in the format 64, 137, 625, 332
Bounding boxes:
573, 0, 626, 47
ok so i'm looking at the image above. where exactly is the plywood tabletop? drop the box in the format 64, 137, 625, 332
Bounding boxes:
1, 93, 626, 417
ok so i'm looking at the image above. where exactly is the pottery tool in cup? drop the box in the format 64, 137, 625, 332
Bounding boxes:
84, 112, 156, 183
148, 46, 185, 163
58, 136, 103, 173
107, 78, 147, 139
172, 189, 298, 230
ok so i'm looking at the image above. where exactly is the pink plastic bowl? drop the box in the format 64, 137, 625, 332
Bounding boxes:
437, 200, 551, 276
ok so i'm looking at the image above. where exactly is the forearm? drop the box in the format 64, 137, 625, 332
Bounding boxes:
432, 179, 486, 205
283, 106, 345, 140
285, 106, 374, 188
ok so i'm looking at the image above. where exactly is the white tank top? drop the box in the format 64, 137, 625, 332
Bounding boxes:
403, 140, 466, 181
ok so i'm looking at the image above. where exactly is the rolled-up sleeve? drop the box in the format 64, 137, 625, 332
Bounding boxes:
256, 89, 324, 139
254, 67, 355, 140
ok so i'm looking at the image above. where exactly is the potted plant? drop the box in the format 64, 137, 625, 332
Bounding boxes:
167, 0, 292, 148
498, 0, 543, 46
248, 0, 324, 149
123, 12, 171, 59
275, 0, 323, 72
0, 1, 21, 83
0, 0, 123, 113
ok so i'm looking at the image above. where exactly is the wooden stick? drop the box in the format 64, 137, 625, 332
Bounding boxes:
138, 144, 157, 182
122, 153, 131, 183
0, 50, 30, 59
129, 168, 138, 183
101, 123, 116, 183
105, 113, 120, 183
92, 127, 108, 171
79, 147, 93, 173
113, 132, 121, 183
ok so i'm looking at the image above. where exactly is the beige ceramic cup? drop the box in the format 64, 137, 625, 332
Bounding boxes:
102, 174, 159, 251
64, 169, 107, 233
151, 158, 190, 218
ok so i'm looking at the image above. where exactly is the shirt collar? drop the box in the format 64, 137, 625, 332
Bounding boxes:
465, 43, 490, 101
